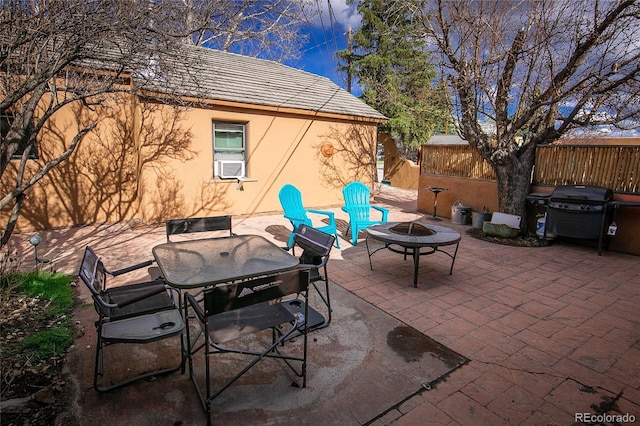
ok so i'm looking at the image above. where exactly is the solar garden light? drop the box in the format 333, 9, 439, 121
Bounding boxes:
29, 234, 48, 267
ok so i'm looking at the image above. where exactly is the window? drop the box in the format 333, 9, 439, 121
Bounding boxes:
2, 113, 38, 160
213, 122, 246, 179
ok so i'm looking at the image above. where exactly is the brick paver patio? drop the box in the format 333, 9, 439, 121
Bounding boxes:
9, 184, 639, 425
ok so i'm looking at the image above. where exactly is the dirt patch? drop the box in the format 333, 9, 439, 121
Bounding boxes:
465, 227, 545, 247
0, 294, 77, 425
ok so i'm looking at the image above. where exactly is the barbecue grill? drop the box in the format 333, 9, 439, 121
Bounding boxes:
545, 185, 613, 255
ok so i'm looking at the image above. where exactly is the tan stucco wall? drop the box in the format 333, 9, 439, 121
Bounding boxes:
417, 175, 499, 217
380, 133, 419, 190
139, 104, 380, 220
2, 95, 381, 231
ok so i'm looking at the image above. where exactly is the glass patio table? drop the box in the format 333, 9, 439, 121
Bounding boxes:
152, 235, 299, 289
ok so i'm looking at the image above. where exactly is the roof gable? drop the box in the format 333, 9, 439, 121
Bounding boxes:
139, 44, 386, 121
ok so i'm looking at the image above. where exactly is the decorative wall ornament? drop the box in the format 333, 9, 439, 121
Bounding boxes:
321, 142, 335, 157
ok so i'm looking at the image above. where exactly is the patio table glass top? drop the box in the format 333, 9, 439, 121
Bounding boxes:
152, 235, 299, 289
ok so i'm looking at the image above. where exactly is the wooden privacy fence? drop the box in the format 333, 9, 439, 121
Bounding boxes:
534, 145, 639, 193
420, 144, 640, 194
420, 145, 496, 180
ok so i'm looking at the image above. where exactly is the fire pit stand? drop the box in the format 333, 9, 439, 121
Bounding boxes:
425, 187, 447, 221
365, 222, 461, 288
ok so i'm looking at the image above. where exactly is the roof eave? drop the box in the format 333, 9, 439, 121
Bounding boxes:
138, 90, 388, 123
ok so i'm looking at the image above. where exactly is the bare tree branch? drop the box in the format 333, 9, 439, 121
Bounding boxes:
177, 0, 314, 62
2, 0, 312, 246
414, 0, 640, 219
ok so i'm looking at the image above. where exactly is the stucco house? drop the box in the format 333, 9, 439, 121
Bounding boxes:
2, 44, 386, 231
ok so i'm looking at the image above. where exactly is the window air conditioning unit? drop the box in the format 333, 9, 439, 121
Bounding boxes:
215, 160, 245, 179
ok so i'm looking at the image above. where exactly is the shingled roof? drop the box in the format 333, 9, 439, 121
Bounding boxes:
138, 44, 387, 121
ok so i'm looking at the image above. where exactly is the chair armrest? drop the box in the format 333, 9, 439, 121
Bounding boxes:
283, 213, 309, 224
307, 209, 335, 220
165, 285, 181, 304
107, 259, 155, 276
372, 205, 389, 221
112, 284, 168, 309
299, 262, 325, 282
185, 292, 205, 321
297, 264, 315, 274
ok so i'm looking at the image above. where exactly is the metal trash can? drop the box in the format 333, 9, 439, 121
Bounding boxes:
451, 202, 472, 225
472, 211, 491, 229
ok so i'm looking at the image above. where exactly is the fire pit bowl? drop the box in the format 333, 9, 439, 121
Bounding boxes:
390, 222, 436, 237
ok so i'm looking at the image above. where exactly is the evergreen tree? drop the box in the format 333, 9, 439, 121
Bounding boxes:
338, 0, 448, 155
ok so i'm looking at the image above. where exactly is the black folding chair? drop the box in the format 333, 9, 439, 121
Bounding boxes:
185, 269, 310, 425
283, 224, 336, 330
166, 215, 235, 241
148, 215, 236, 281
78, 246, 184, 392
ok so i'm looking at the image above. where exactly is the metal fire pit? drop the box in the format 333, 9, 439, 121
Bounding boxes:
364, 222, 460, 288
546, 185, 613, 255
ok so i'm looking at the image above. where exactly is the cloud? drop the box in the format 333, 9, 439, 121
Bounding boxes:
313, 0, 361, 29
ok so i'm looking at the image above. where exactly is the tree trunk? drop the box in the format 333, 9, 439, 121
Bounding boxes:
493, 143, 537, 229
0, 194, 24, 247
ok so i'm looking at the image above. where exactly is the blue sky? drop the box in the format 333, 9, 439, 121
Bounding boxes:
284, 1, 639, 136
284, 0, 362, 95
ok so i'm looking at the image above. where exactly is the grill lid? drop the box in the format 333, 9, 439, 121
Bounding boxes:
550, 185, 613, 203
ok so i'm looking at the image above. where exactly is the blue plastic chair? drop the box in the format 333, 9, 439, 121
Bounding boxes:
278, 184, 340, 248
342, 181, 389, 246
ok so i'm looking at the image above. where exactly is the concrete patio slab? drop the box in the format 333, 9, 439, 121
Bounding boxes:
67, 280, 466, 425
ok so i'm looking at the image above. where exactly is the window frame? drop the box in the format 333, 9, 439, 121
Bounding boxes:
212, 121, 247, 179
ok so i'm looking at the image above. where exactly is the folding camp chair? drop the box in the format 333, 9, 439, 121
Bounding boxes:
148, 215, 236, 280
78, 246, 184, 392
278, 184, 340, 248
342, 181, 389, 245
282, 224, 335, 330
185, 269, 310, 425
166, 215, 235, 241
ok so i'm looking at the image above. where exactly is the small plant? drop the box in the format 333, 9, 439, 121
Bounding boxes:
20, 327, 74, 362
15, 271, 74, 317
0, 249, 22, 304
1, 269, 75, 403
0, 249, 21, 275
